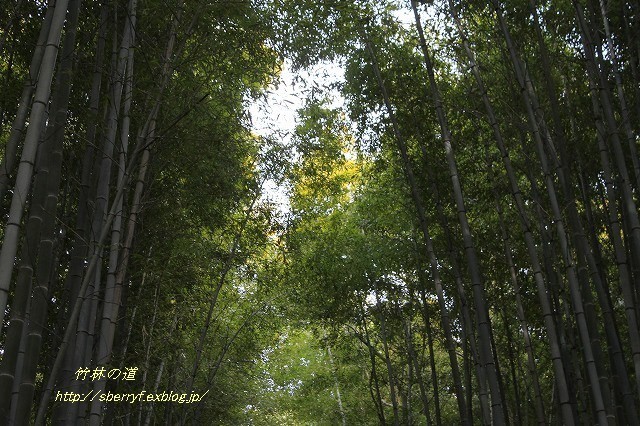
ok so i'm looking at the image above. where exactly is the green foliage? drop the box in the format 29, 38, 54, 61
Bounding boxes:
3, 0, 640, 422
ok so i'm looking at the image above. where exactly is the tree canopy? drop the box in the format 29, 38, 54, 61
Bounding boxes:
1, 0, 640, 424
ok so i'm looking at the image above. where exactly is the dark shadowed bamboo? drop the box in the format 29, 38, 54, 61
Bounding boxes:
0, 0, 54, 208
0, 0, 69, 327
100, 18, 189, 415
0, 0, 80, 421
89, 8, 136, 422
485, 146, 546, 425
528, 5, 634, 418
421, 143, 490, 424
118, 258, 150, 372
520, 137, 586, 423
620, 3, 640, 130
573, 1, 640, 296
33, 80, 154, 426
74, 5, 137, 402
492, 2, 609, 422
583, 63, 640, 399
114, 0, 187, 292
54, 5, 109, 422
595, 0, 640, 192
412, 2, 505, 422
0, 0, 25, 54
574, 2, 640, 392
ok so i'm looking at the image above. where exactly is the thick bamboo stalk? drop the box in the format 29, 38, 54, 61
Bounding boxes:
89, 8, 136, 422
0, 0, 70, 327
0, 0, 54, 207
0, 0, 80, 421
33, 83, 154, 426
54, 5, 109, 422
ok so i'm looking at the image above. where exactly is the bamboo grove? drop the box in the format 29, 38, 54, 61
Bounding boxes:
2, 0, 640, 424
0, 0, 282, 423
